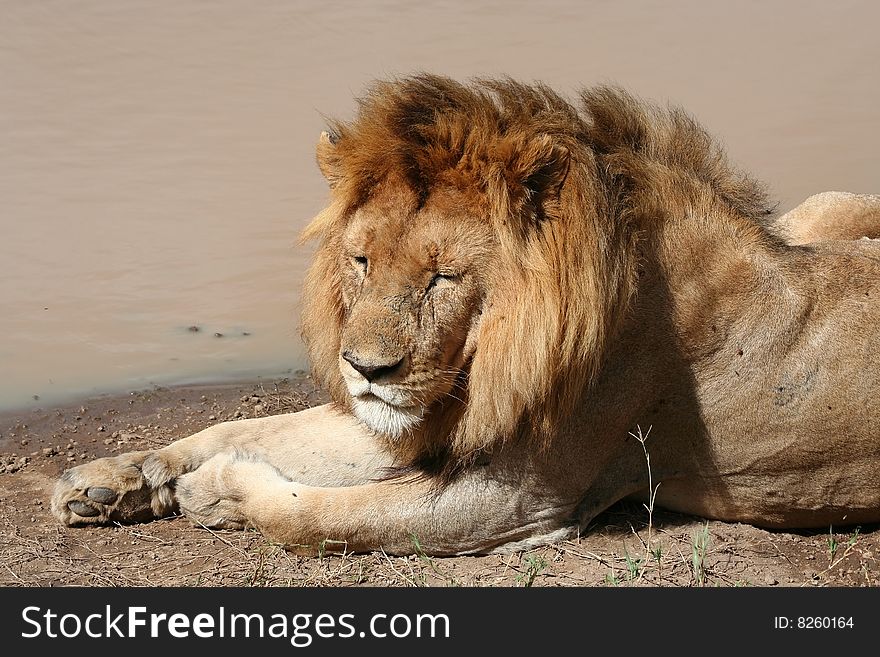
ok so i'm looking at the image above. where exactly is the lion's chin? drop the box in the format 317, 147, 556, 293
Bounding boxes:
351, 395, 424, 439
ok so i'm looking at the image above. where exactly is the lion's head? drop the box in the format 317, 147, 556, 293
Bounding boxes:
299, 74, 767, 469
300, 75, 621, 468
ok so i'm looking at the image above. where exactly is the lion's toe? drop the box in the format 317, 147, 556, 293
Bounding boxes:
51, 473, 116, 526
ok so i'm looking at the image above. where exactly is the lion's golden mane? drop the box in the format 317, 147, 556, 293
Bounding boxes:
300, 74, 774, 468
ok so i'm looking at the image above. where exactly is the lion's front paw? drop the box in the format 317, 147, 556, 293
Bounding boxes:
176, 451, 282, 531
52, 451, 179, 526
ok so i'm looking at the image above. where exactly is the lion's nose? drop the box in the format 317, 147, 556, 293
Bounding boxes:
342, 351, 405, 382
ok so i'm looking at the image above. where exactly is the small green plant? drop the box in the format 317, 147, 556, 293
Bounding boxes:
692, 522, 710, 586
847, 527, 861, 549
827, 526, 839, 561
409, 534, 460, 586
623, 546, 643, 581
517, 554, 548, 587
604, 571, 621, 586
651, 545, 663, 563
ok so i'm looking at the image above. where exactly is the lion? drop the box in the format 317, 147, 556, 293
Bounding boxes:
50, 75, 880, 555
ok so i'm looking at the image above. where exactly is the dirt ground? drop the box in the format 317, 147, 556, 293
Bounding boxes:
0, 375, 877, 588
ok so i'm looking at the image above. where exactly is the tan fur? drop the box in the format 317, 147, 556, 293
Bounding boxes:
775, 191, 880, 245
52, 76, 880, 555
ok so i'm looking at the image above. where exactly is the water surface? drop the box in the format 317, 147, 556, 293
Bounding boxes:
2, 0, 878, 411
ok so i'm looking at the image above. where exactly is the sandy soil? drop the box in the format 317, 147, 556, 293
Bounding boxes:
1, 375, 877, 588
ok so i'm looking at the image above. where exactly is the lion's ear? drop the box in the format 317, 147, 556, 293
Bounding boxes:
495, 135, 570, 220
316, 130, 343, 188
522, 140, 571, 202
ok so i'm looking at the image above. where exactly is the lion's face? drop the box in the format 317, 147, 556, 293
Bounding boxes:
336, 185, 495, 438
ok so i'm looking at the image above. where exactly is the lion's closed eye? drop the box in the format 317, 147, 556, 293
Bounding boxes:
426, 272, 458, 292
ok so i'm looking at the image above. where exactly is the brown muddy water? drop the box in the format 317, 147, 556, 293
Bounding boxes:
1, 0, 878, 411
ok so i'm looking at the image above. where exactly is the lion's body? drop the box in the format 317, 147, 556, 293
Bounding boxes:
776, 191, 880, 245
52, 76, 880, 555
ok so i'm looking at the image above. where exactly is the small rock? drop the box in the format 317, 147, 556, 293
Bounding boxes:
254, 404, 264, 414
97, 425, 105, 432
213, 332, 223, 338
103, 438, 115, 445
764, 576, 778, 586
208, 415, 216, 421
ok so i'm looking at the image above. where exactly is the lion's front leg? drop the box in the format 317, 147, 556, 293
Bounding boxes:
52, 404, 391, 527
52, 421, 242, 526
175, 450, 579, 556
